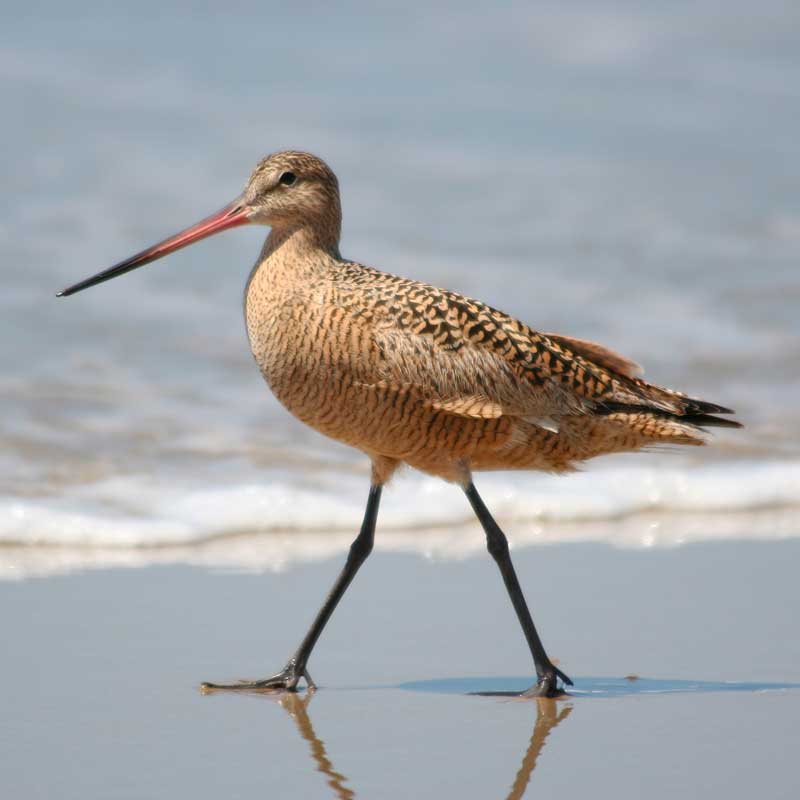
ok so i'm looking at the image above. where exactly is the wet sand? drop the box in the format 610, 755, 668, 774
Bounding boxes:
3, 540, 799, 799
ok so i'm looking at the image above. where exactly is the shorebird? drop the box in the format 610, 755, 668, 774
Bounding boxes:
58, 151, 740, 697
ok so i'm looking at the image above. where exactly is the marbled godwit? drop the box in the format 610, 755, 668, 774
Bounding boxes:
58, 151, 741, 697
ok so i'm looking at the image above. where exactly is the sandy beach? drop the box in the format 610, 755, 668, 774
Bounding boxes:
4, 539, 799, 798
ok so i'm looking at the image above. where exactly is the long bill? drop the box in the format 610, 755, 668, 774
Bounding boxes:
56, 197, 252, 297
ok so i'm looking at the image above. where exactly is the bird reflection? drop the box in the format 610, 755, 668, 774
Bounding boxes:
504, 699, 572, 800
276, 691, 572, 800
279, 692, 355, 800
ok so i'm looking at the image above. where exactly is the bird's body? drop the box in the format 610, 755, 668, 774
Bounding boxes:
245, 208, 731, 486
59, 150, 740, 697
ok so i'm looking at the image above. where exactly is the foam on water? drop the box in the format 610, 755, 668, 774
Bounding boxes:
4, 459, 800, 547
1, 458, 798, 579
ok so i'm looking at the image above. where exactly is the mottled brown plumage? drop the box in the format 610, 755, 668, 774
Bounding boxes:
58, 149, 741, 698
243, 151, 739, 486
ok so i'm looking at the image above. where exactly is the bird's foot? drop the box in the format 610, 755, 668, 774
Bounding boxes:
521, 664, 573, 699
200, 661, 315, 694
471, 663, 573, 698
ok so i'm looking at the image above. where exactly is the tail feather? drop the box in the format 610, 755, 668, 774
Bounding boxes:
609, 369, 740, 420
597, 401, 742, 430
551, 338, 742, 450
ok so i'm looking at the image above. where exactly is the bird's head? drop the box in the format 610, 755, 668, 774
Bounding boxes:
57, 150, 341, 298
243, 150, 340, 230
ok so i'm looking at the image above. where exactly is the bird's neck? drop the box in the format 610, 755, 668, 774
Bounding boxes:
261, 220, 341, 265
247, 220, 343, 301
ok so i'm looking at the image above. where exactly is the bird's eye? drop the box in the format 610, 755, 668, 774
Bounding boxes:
279, 172, 297, 186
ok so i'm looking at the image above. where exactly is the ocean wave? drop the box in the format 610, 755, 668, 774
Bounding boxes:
1, 459, 798, 579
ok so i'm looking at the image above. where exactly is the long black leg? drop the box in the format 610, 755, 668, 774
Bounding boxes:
464, 481, 572, 697
202, 484, 382, 693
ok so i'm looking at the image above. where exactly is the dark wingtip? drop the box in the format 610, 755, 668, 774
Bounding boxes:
683, 414, 743, 429
683, 399, 742, 427
684, 398, 736, 415
56, 290, 66, 298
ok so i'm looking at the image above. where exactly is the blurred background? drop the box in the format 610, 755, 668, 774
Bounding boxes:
2, 1, 799, 576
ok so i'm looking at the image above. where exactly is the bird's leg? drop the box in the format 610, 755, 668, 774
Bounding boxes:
201, 484, 382, 694
463, 482, 572, 698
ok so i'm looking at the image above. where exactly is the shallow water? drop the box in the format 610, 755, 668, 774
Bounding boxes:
2, 2, 799, 567
400, 675, 800, 697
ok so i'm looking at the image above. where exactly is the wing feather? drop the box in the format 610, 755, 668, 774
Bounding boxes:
331, 264, 727, 424
543, 333, 644, 379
